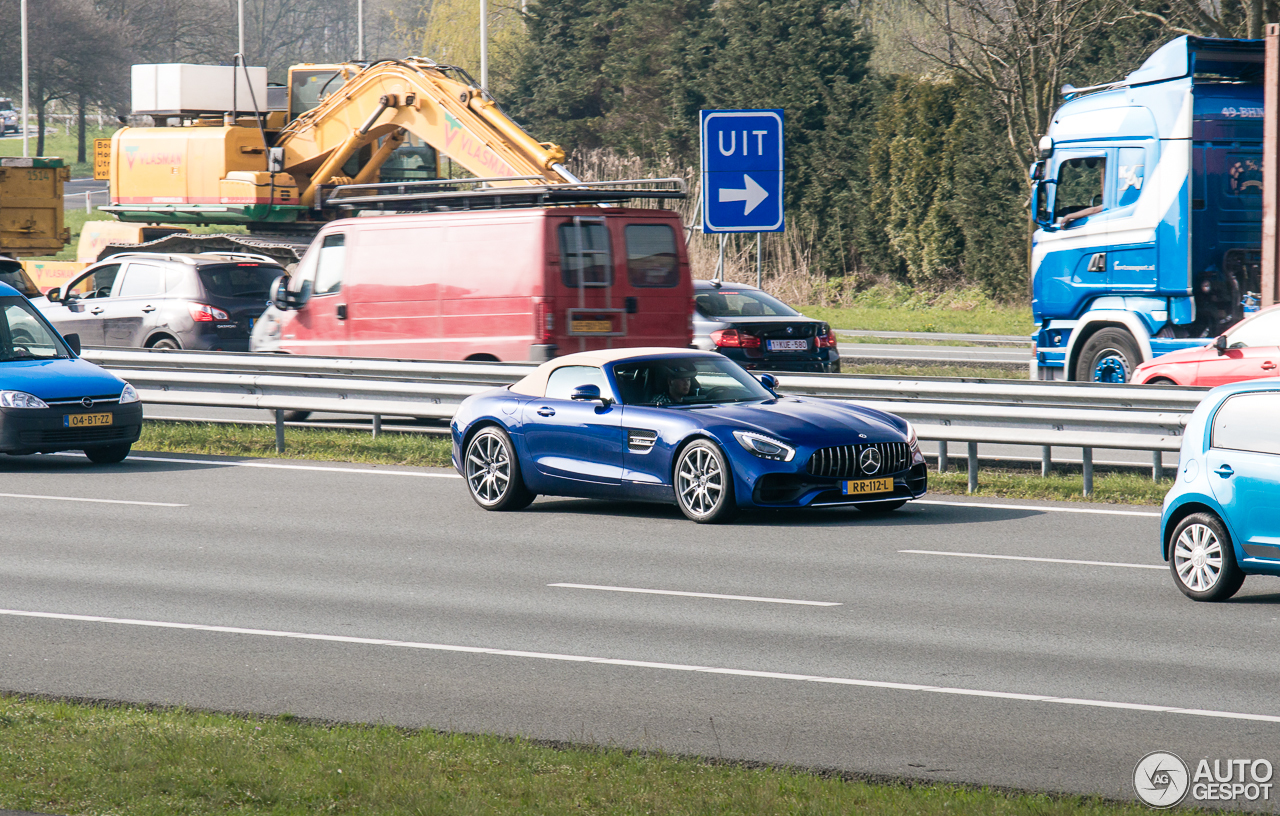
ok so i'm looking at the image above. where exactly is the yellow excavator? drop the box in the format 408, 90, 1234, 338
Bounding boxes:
95, 58, 581, 260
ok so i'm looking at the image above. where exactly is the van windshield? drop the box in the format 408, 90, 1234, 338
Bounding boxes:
198, 263, 284, 299
0, 297, 69, 361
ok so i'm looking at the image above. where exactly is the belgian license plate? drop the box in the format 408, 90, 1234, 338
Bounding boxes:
768, 339, 808, 352
571, 319, 613, 333
842, 477, 893, 496
65, 413, 112, 428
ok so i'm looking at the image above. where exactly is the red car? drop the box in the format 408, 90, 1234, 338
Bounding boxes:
1132, 305, 1280, 386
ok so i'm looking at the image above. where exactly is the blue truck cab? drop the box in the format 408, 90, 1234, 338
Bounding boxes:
1030, 36, 1264, 382
0, 280, 143, 462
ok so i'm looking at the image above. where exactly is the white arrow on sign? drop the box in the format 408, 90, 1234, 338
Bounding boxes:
718, 174, 769, 215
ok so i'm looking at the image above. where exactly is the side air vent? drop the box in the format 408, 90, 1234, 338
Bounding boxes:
627, 429, 658, 453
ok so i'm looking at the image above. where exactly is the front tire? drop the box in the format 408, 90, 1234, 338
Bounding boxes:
85, 443, 131, 464
1074, 328, 1141, 383
1170, 512, 1244, 601
674, 440, 737, 523
464, 426, 534, 511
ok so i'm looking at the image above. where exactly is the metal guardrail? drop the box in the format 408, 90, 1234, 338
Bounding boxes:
82, 348, 1206, 496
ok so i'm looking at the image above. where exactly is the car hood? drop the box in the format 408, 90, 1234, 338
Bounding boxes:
683, 397, 907, 445
1138, 343, 1212, 369
0, 357, 127, 400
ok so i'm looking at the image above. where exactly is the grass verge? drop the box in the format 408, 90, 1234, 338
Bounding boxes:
929, 466, 1169, 506
0, 694, 1156, 816
139, 421, 454, 467
800, 284, 1035, 337
0, 125, 118, 177
839, 363, 1028, 379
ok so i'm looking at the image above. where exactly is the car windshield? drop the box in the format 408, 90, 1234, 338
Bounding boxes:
612, 356, 774, 406
0, 297, 69, 361
198, 263, 283, 299
0, 262, 43, 298
695, 288, 799, 318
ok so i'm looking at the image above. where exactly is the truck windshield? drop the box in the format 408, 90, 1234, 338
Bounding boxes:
198, 264, 284, 299
0, 297, 69, 361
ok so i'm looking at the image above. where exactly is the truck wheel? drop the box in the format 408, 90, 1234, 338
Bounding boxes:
1075, 329, 1141, 384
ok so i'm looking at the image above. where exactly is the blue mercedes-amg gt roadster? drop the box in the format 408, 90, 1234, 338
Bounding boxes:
450, 348, 927, 523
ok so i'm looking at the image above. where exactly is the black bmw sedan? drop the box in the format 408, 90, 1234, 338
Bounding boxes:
691, 280, 840, 373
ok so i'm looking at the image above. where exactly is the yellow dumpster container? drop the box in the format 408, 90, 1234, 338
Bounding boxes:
0, 157, 70, 257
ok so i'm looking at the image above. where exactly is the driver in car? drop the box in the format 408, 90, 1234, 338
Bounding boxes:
654, 361, 698, 405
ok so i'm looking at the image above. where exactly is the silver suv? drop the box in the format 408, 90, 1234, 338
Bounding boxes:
40, 253, 283, 351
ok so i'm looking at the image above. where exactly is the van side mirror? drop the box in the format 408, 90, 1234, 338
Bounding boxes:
1215, 334, 1228, 355
571, 384, 613, 406
63, 333, 81, 355
269, 275, 311, 310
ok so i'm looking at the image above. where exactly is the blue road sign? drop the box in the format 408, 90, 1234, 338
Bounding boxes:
700, 109, 784, 233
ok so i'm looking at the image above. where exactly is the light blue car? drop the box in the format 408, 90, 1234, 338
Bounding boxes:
1162, 379, 1280, 600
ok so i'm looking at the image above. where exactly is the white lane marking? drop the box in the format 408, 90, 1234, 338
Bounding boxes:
3, 607, 1277, 724
549, 583, 841, 606
0, 492, 186, 508
50, 452, 461, 478
915, 499, 1160, 518
901, 549, 1165, 570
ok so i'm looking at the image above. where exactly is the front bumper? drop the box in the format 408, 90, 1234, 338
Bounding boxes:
749, 463, 928, 507
0, 402, 143, 454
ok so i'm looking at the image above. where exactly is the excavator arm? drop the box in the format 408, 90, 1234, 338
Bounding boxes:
276, 59, 576, 206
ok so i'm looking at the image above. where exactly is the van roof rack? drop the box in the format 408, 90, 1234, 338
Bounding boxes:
320, 176, 687, 213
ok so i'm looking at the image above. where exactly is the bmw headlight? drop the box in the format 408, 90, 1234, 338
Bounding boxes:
733, 430, 795, 462
0, 391, 49, 409
119, 383, 141, 404
906, 421, 925, 465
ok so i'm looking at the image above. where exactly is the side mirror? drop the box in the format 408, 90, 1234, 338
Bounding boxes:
63, 333, 81, 355
1215, 334, 1228, 355
570, 384, 613, 406
45, 287, 60, 302
757, 373, 778, 391
269, 275, 292, 310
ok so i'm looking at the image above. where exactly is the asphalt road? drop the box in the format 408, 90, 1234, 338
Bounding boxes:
2, 450, 1277, 809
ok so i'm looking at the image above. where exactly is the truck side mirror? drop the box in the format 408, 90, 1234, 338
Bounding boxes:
1033, 180, 1056, 228
1215, 334, 1228, 355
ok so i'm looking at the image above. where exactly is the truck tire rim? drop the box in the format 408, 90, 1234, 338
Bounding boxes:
1092, 351, 1130, 383
1173, 523, 1223, 592
466, 431, 511, 506
678, 446, 723, 516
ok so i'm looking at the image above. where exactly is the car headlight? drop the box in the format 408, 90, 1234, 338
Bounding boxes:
905, 421, 925, 465
0, 391, 49, 409
119, 383, 141, 404
733, 430, 795, 462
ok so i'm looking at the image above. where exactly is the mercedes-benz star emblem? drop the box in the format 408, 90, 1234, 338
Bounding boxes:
859, 446, 882, 475
81, 397, 94, 408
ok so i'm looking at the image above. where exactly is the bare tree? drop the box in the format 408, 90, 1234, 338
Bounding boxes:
903, 0, 1129, 170
1126, 0, 1278, 40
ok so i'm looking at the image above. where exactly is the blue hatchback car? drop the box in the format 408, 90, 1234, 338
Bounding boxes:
451, 348, 926, 523
1162, 379, 1280, 601
0, 281, 142, 463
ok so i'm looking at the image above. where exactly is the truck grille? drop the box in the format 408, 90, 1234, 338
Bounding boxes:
807, 441, 911, 479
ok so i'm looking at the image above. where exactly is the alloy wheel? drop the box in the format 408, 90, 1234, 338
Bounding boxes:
1173, 522, 1224, 593
466, 430, 512, 506
677, 445, 724, 517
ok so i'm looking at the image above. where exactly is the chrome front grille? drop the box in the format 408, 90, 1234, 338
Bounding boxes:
806, 441, 911, 479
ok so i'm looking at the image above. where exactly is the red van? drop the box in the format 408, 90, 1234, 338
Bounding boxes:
252, 206, 694, 361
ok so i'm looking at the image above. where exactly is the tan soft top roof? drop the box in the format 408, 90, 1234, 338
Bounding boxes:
509, 347, 721, 396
